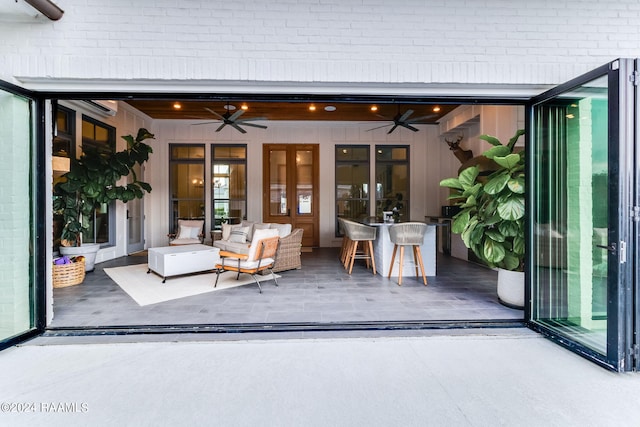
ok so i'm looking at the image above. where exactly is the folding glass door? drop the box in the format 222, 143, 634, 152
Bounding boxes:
528, 59, 637, 371
0, 83, 44, 350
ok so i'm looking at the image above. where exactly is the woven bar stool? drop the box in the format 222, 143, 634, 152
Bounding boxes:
342, 219, 377, 275
388, 222, 428, 286
337, 217, 350, 267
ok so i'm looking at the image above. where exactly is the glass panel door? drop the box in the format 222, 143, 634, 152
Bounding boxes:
0, 85, 39, 348
529, 59, 635, 370
127, 163, 145, 254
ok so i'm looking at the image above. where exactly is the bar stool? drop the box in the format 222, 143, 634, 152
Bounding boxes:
388, 222, 428, 286
342, 219, 377, 275
337, 218, 350, 267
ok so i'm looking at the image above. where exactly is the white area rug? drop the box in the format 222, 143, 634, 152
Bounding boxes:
103, 263, 278, 306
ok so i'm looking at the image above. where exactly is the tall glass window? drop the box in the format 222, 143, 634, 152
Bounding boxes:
375, 146, 409, 221
335, 146, 369, 234
52, 105, 75, 251
532, 75, 609, 354
212, 145, 247, 228
81, 116, 115, 245
170, 144, 205, 232
0, 89, 35, 343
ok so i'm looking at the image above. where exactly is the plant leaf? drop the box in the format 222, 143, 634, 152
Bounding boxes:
479, 134, 502, 147
497, 195, 525, 221
507, 177, 525, 194
452, 210, 470, 234
439, 177, 462, 190
458, 166, 479, 190
483, 173, 510, 195
484, 239, 506, 263
483, 145, 511, 159
493, 153, 521, 169
502, 252, 520, 271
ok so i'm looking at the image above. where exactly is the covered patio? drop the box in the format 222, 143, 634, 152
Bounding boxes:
49, 249, 523, 330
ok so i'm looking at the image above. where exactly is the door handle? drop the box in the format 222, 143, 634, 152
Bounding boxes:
596, 242, 616, 253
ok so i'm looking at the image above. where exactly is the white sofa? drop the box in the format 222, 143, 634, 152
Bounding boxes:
213, 221, 303, 272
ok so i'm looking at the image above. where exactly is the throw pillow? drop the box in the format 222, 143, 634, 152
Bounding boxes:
241, 220, 255, 240
229, 226, 250, 243
270, 223, 292, 238
246, 228, 280, 261
178, 225, 197, 240
221, 223, 234, 241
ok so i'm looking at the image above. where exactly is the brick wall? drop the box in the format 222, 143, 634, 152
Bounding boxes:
0, 0, 638, 87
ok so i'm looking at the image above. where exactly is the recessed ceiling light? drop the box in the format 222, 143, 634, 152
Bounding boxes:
241, 104, 248, 110
432, 106, 441, 112
324, 105, 336, 112
309, 104, 316, 111
173, 103, 182, 109
370, 105, 378, 112
224, 104, 237, 111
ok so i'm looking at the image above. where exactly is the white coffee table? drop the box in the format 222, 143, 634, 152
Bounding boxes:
147, 244, 220, 283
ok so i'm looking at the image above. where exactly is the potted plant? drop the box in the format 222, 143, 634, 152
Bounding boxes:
53, 128, 155, 271
440, 129, 525, 308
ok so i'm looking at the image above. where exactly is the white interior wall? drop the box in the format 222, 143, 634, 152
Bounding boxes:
146, 120, 444, 248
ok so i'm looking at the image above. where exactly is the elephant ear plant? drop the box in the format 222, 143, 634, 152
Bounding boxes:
440, 129, 526, 271
54, 128, 155, 247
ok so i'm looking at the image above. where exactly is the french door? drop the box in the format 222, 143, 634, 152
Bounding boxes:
263, 144, 319, 247
127, 163, 145, 254
528, 59, 638, 371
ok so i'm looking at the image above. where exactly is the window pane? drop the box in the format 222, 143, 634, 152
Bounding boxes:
214, 146, 246, 159
212, 145, 247, 230
375, 146, 409, 221
296, 150, 313, 215
170, 144, 205, 231
336, 146, 368, 161
335, 146, 370, 233
81, 120, 93, 139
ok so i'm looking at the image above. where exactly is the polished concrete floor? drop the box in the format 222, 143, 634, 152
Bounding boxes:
50, 248, 523, 328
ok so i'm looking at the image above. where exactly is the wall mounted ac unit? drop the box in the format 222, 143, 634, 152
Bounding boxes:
81, 100, 118, 117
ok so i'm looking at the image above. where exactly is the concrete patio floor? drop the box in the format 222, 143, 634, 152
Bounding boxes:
3, 328, 639, 426
50, 248, 523, 329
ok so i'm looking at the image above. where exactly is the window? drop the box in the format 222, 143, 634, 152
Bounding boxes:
81, 116, 116, 245
335, 146, 369, 235
170, 144, 206, 232
212, 145, 247, 229
52, 105, 75, 250
375, 146, 409, 221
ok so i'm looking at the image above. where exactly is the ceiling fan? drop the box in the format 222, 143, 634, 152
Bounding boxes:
193, 104, 268, 134
367, 108, 437, 134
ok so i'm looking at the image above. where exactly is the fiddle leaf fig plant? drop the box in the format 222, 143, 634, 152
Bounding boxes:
440, 129, 525, 271
54, 128, 155, 246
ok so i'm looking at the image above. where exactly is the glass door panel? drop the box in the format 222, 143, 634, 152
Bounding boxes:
532, 75, 609, 353
269, 149, 288, 216
295, 149, 313, 215
530, 59, 635, 370
0, 87, 37, 345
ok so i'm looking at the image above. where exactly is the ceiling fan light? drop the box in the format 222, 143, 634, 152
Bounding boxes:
324, 105, 336, 112
224, 104, 236, 111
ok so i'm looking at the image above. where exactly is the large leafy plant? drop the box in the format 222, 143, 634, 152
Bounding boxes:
54, 128, 155, 246
440, 129, 525, 271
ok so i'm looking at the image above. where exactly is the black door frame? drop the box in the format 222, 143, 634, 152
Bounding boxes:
526, 59, 637, 371
0, 80, 48, 351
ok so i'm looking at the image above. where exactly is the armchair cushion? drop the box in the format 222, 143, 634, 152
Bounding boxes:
270, 223, 292, 238
247, 228, 279, 261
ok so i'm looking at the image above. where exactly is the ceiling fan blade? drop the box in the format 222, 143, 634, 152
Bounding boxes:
215, 123, 227, 132
367, 123, 392, 132
192, 121, 221, 126
398, 109, 414, 122
204, 107, 225, 120
231, 123, 247, 134
387, 124, 399, 134
239, 122, 268, 129
406, 114, 438, 122
401, 123, 420, 132
228, 109, 245, 122
236, 117, 268, 122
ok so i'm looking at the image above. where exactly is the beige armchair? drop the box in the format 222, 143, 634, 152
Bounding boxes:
168, 219, 205, 245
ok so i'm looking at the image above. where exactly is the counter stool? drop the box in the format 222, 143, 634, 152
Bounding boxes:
337, 218, 350, 267
388, 222, 428, 286
342, 219, 377, 275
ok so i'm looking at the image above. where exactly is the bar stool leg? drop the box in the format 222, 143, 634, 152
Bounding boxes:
348, 240, 359, 274
368, 240, 376, 275
388, 244, 398, 279
415, 245, 427, 285
397, 245, 404, 286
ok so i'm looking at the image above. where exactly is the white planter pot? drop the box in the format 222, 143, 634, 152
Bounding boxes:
59, 243, 101, 272
497, 268, 524, 309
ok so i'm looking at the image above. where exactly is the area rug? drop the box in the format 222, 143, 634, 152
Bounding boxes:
103, 264, 279, 306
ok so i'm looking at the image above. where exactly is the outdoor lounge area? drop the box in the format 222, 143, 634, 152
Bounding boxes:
49, 248, 523, 328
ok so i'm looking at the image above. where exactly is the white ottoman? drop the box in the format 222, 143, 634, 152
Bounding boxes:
147, 244, 220, 283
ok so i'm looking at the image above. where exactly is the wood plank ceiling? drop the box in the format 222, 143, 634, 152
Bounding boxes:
125, 100, 458, 123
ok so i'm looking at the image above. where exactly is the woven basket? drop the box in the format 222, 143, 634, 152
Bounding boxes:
53, 259, 86, 288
